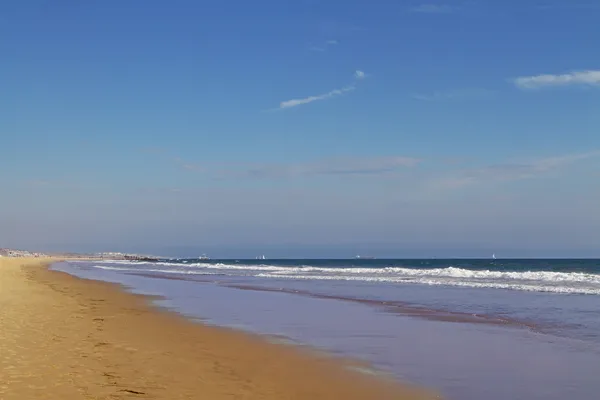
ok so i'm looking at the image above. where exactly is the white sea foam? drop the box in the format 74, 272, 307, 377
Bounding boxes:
254, 273, 600, 295
171, 263, 600, 283
86, 261, 600, 295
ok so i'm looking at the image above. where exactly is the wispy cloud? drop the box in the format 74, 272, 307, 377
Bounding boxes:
175, 155, 421, 180
354, 70, 366, 80
279, 86, 355, 109
174, 157, 205, 172
411, 4, 454, 13
431, 151, 600, 190
309, 39, 338, 52
231, 156, 422, 179
276, 71, 368, 110
430, 176, 476, 190
537, 3, 600, 11
170, 149, 600, 198
24, 180, 77, 189
140, 147, 205, 173
480, 151, 600, 179
139, 146, 167, 155
27, 180, 53, 187
412, 88, 493, 101
513, 70, 600, 89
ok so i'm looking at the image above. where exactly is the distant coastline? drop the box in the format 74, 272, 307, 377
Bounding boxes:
0, 248, 161, 262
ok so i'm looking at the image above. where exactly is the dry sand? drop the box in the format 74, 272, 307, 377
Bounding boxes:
0, 258, 438, 399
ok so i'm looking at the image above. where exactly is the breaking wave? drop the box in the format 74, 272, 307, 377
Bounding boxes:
84, 260, 600, 295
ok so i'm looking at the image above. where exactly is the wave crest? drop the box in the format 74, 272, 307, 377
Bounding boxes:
85, 261, 600, 295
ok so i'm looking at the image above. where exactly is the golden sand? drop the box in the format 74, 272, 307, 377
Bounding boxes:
0, 258, 438, 399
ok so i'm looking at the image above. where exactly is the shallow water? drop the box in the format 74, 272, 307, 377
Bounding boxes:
53, 259, 600, 400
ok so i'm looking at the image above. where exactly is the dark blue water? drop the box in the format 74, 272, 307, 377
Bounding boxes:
53, 258, 600, 400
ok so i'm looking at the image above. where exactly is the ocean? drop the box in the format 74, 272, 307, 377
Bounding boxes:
53, 258, 600, 400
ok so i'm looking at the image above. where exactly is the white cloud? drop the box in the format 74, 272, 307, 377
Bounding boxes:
326, 39, 338, 45
513, 70, 600, 89
411, 4, 453, 13
279, 86, 355, 109
354, 70, 366, 79
277, 70, 368, 110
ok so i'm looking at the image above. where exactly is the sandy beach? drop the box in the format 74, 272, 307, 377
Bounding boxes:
0, 258, 436, 400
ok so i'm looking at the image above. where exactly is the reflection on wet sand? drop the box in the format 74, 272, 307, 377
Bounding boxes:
130, 271, 544, 331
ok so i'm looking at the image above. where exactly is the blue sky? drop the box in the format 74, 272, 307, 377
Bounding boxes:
1, 0, 599, 257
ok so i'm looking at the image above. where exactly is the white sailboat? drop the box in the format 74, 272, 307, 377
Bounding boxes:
492, 253, 496, 260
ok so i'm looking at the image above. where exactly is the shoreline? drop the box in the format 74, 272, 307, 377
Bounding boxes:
1, 258, 438, 399
130, 271, 543, 329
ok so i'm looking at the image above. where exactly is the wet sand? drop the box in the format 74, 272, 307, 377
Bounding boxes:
223, 283, 542, 329
132, 272, 541, 329
0, 258, 437, 399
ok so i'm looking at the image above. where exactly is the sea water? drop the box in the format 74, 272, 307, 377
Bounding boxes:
53, 258, 600, 400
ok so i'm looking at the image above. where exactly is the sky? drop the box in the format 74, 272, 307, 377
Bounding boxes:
1, 0, 599, 258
